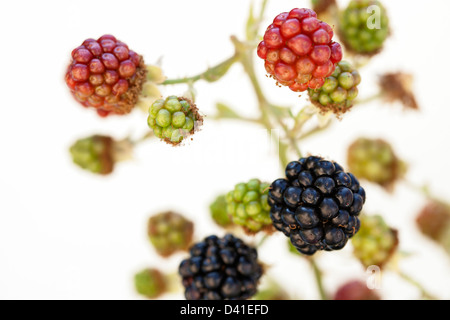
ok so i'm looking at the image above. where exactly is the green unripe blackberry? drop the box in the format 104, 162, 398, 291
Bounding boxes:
352, 214, 398, 268
134, 268, 167, 299
308, 61, 361, 115
226, 179, 273, 234
347, 138, 406, 190
209, 195, 233, 228
147, 96, 202, 145
148, 211, 194, 257
339, 0, 390, 55
69, 135, 114, 175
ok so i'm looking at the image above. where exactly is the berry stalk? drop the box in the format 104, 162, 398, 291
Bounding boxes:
161, 55, 240, 85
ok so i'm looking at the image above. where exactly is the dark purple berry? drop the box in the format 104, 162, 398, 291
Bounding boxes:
349, 193, 364, 215
284, 186, 302, 207
314, 176, 336, 194
269, 179, 289, 201
300, 227, 324, 244
295, 206, 321, 229
281, 207, 298, 227
319, 198, 339, 219
298, 170, 314, 187
286, 161, 303, 180
301, 187, 321, 205
324, 227, 346, 246
314, 160, 336, 176
331, 210, 350, 227
335, 187, 354, 208
334, 171, 352, 187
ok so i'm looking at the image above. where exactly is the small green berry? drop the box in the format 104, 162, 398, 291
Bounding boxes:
149, 99, 165, 117
172, 111, 186, 128
165, 98, 182, 113
338, 72, 355, 90
322, 77, 338, 93
156, 109, 171, 128
330, 87, 348, 103
183, 117, 195, 131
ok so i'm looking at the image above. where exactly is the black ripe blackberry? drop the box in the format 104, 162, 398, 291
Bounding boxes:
268, 156, 365, 255
179, 234, 262, 300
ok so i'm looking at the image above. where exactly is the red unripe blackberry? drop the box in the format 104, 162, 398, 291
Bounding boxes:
257, 8, 343, 92
334, 280, 380, 300
65, 35, 147, 117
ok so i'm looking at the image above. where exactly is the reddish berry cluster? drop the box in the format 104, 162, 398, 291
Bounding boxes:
257, 8, 342, 92
65, 35, 147, 117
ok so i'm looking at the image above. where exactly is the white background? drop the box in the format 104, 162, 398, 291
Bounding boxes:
1, 0, 450, 300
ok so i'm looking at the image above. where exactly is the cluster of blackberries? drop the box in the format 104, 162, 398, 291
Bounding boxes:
179, 234, 262, 300
268, 156, 365, 255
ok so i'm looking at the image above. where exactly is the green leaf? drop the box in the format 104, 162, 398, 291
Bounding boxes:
215, 102, 241, 119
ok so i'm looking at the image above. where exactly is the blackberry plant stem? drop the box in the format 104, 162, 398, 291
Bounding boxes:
397, 270, 437, 300
161, 55, 239, 85
309, 258, 328, 300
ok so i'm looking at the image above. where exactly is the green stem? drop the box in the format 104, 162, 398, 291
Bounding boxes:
309, 258, 328, 300
231, 36, 302, 160
397, 270, 437, 300
300, 120, 333, 140
133, 130, 154, 145
162, 55, 239, 85
256, 234, 269, 248
354, 92, 383, 105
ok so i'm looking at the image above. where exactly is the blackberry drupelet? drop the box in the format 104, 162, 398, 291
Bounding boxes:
179, 234, 263, 300
268, 156, 365, 255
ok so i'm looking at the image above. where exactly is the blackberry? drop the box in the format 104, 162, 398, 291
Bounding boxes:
308, 61, 361, 116
134, 268, 167, 299
179, 234, 263, 300
268, 156, 365, 255
148, 96, 203, 145
226, 179, 273, 234
148, 211, 194, 257
338, 0, 390, 56
352, 214, 398, 268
